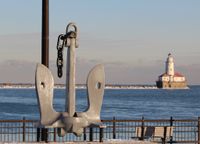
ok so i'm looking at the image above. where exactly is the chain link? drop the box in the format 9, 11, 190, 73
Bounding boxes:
56, 34, 65, 78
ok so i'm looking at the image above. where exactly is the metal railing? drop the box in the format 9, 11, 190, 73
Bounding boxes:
0, 117, 199, 143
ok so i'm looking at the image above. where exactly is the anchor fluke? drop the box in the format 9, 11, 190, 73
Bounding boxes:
77, 64, 105, 123
87, 64, 105, 120
35, 63, 61, 126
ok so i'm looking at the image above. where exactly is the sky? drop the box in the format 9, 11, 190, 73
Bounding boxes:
0, 0, 200, 85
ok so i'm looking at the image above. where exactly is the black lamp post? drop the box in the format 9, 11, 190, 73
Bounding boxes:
41, 0, 49, 67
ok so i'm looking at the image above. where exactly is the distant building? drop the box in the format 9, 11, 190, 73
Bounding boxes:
156, 53, 187, 88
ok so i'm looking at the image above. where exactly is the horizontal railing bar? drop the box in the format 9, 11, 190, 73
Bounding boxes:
0, 119, 198, 123
0, 120, 37, 123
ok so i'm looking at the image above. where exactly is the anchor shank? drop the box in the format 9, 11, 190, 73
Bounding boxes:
66, 37, 76, 116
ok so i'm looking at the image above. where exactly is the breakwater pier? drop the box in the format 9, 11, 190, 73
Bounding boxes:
0, 83, 157, 89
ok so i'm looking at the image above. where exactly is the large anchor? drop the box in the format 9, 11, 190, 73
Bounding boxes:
35, 23, 105, 136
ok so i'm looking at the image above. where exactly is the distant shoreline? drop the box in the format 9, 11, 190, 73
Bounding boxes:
0, 83, 158, 89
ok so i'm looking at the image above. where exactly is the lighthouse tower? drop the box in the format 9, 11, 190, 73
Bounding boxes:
165, 53, 174, 80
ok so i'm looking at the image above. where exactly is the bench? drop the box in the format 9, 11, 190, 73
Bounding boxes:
133, 126, 173, 144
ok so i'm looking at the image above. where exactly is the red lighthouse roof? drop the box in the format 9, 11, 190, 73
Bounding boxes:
158, 72, 184, 78
174, 72, 184, 77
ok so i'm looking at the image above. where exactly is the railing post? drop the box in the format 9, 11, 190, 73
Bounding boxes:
22, 117, 26, 142
37, 128, 41, 142
170, 116, 173, 144
41, 128, 48, 142
113, 117, 116, 139
99, 125, 106, 142
83, 128, 87, 141
53, 128, 56, 142
99, 126, 104, 142
41, 128, 44, 141
140, 117, 144, 140
170, 116, 173, 126
141, 116, 144, 140
198, 117, 200, 144
89, 127, 93, 141
45, 128, 48, 142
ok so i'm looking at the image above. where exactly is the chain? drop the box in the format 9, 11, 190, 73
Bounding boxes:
56, 23, 78, 78
56, 34, 65, 78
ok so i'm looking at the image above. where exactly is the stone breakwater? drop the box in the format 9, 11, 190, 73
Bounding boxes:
0, 83, 157, 89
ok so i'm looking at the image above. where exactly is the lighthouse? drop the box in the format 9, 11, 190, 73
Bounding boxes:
156, 53, 187, 89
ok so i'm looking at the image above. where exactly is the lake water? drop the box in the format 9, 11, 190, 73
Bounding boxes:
0, 86, 200, 120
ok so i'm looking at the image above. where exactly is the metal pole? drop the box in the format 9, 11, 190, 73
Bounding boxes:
42, 0, 49, 67
41, 2, 49, 140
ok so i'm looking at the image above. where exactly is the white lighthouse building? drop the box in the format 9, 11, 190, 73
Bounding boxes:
156, 53, 187, 88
